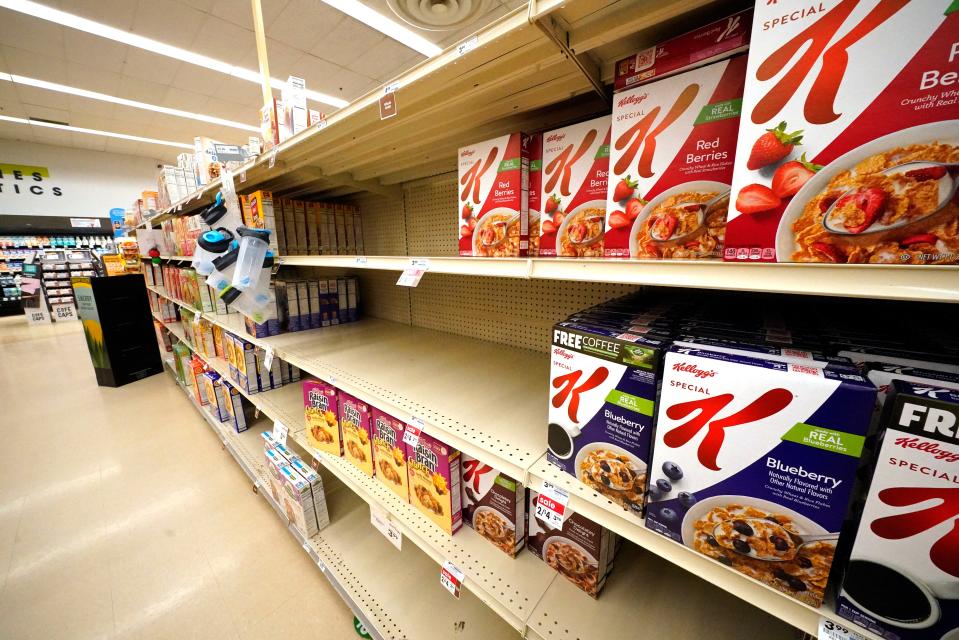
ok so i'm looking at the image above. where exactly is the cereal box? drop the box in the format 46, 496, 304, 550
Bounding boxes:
605, 55, 747, 259
461, 454, 526, 556
528, 133, 542, 256
724, 2, 959, 264
339, 391, 374, 477
645, 346, 876, 607
547, 323, 666, 518
527, 489, 618, 598
864, 362, 959, 408
457, 132, 530, 257
407, 432, 462, 534
303, 380, 342, 456
371, 408, 409, 502
836, 380, 959, 639
539, 116, 611, 258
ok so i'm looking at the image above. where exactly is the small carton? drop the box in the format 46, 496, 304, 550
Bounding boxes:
864, 362, 959, 410
539, 117, 611, 258
457, 132, 531, 257
836, 381, 959, 639
337, 277, 347, 323
371, 408, 409, 502
527, 489, 618, 597
203, 372, 228, 422
296, 281, 310, 329
307, 280, 320, 329
339, 391, 374, 477
303, 380, 342, 456
260, 99, 280, 150
328, 279, 340, 325
285, 281, 302, 332
346, 277, 358, 322
282, 76, 308, 139
408, 432, 462, 534
319, 280, 331, 326
278, 464, 320, 537
289, 456, 330, 530
222, 381, 251, 433
461, 454, 526, 556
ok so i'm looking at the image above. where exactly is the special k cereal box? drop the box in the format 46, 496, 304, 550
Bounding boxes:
836, 381, 959, 639
528, 133, 542, 256
461, 454, 526, 556
457, 133, 530, 257
725, 2, 959, 264
339, 391, 374, 477
605, 56, 747, 259
408, 432, 462, 534
303, 380, 342, 456
645, 346, 876, 607
371, 408, 409, 502
539, 116, 611, 258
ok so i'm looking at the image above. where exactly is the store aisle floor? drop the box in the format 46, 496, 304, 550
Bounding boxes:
0, 316, 355, 640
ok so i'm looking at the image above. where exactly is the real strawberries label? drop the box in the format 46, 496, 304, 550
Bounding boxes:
725, 1, 959, 265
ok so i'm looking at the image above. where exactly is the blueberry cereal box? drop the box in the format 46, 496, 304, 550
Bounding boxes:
303, 379, 342, 456
407, 432, 462, 534
645, 346, 876, 607
461, 454, 526, 556
339, 391, 374, 477
725, 1, 959, 264
371, 408, 409, 502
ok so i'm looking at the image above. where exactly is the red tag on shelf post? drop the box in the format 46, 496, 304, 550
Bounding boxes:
440, 561, 464, 599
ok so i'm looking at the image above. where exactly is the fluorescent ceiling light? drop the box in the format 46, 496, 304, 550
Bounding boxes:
0, 0, 350, 108
318, 0, 442, 57
0, 73, 259, 132
0, 114, 194, 149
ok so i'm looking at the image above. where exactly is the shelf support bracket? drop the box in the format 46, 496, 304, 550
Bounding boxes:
528, 2, 608, 102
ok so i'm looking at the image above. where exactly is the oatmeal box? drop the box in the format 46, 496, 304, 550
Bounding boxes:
527, 489, 618, 598
605, 55, 747, 259
547, 322, 665, 517
461, 454, 526, 557
724, 1, 959, 264
407, 431, 462, 534
339, 391, 374, 477
457, 132, 531, 257
371, 407, 409, 502
836, 380, 959, 639
303, 379, 342, 456
539, 116, 611, 258
645, 346, 876, 607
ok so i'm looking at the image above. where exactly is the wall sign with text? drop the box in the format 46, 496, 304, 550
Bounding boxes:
0, 164, 63, 197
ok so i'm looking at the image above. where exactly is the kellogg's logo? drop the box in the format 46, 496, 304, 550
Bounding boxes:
613, 83, 699, 178
672, 362, 717, 379
546, 133, 566, 143
617, 93, 648, 108
460, 149, 475, 158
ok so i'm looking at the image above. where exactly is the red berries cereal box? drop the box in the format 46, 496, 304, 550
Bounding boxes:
458, 133, 530, 257
605, 56, 747, 259
725, 2, 959, 264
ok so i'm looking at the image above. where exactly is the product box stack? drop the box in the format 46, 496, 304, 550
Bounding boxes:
273, 199, 363, 257
261, 430, 330, 537
156, 163, 199, 209
220, 329, 300, 395
275, 276, 359, 334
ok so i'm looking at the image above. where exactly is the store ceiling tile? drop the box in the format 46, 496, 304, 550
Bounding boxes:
350, 37, 422, 83
13, 85, 71, 112
0, 46, 68, 84
0, 10, 65, 57
115, 76, 171, 105
65, 63, 122, 96
210, 0, 291, 32
188, 13, 254, 60
267, 0, 346, 52
167, 64, 228, 98
131, 0, 207, 50
63, 31, 128, 75
325, 67, 378, 102
205, 78, 259, 110
121, 49, 182, 86
311, 21, 387, 70
160, 86, 215, 115
54, 0, 139, 30
68, 131, 108, 152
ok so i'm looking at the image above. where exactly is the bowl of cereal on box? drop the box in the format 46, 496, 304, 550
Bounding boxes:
574, 442, 646, 513
630, 181, 730, 259
544, 535, 599, 593
557, 199, 606, 257
776, 121, 959, 264
472, 207, 524, 257
472, 506, 515, 554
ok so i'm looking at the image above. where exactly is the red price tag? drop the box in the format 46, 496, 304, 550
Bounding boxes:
535, 481, 570, 528
440, 561, 464, 599
403, 419, 422, 448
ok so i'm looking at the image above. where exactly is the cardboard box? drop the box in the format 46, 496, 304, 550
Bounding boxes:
458, 132, 531, 257
306, 202, 319, 254
605, 56, 747, 259
539, 117, 611, 258
461, 454, 526, 556
408, 432, 462, 534
285, 281, 302, 332
724, 2, 959, 264
296, 281, 310, 330
260, 99, 280, 150
222, 381, 251, 433
527, 134, 542, 256
339, 391, 374, 477
303, 380, 342, 456
371, 408, 409, 502
288, 456, 330, 530
282, 75, 308, 139
293, 200, 307, 255
352, 212, 364, 255
334, 210, 347, 255
307, 280, 320, 329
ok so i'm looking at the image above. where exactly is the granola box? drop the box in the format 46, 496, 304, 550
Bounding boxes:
724, 1, 959, 264
539, 116, 611, 258
836, 381, 959, 639
645, 346, 876, 607
527, 489, 618, 598
303, 379, 342, 456
371, 408, 409, 502
457, 132, 530, 257
461, 454, 526, 556
407, 431, 462, 534
605, 55, 747, 259
339, 391, 374, 477
547, 323, 665, 517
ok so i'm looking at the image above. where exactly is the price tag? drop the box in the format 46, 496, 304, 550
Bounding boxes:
370, 505, 402, 550
819, 618, 867, 640
535, 481, 570, 528
396, 268, 425, 287
457, 36, 478, 56
440, 561, 464, 599
272, 420, 289, 446
268, 150, 277, 169
384, 82, 400, 95
410, 258, 430, 269
403, 418, 423, 448
355, 256, 367, 265
379, 92, 397, 120
263, 346, 274, 370
176, 203, 182, 211
239, 171, 247, 183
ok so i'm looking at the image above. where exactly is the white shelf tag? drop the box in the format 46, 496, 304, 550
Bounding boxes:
396, 268, 425, 287
370, 505, 402, 550
240, 171, 247, 183
819, 618, 867, 640
176, 204, 182, 211
535, 481, 570, 528
263, 347, 275, 370
410, 258, 430, 269
272, 420, 288, 446
384, 82, 400, 95
268, 149, 277, 169
440, 561, 464, 599
403, 419, 423, 448
457, 36, 478, 56
355, 256, 368, 265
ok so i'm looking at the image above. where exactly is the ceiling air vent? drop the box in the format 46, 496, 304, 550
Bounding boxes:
28, 117, 70, 126
386, 0, 493, 31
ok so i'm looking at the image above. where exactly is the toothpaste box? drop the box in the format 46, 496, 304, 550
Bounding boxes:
539, 116, 611, 258
457, 132, 531, 257
461, 454, 526, 557
528, 133, 542, 256
547, 323, 666, 517
408, 431, 462, 534
645, 346, 877, 607
371, 408, 410, 502
303, 379, 342, 456
605, 55, 747, 259
724, 1, 959, 264
339, 391, 374, 477
288, 456, 330, 531
836, 380, 959, 639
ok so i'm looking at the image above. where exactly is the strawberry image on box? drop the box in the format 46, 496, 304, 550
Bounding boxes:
725, 1, 959, 264
539, 116, 611, 258
458, 133, 530, 257
605, 56, 747, 259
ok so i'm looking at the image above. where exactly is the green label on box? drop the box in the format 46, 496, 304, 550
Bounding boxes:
495, 475, 516, 491
605, 390, 654, 416
694, 98, 742, 125
781, 423, 865, 457
595, 144, 610, 159
498, 158, 522, 172
530, 159, 542, 171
